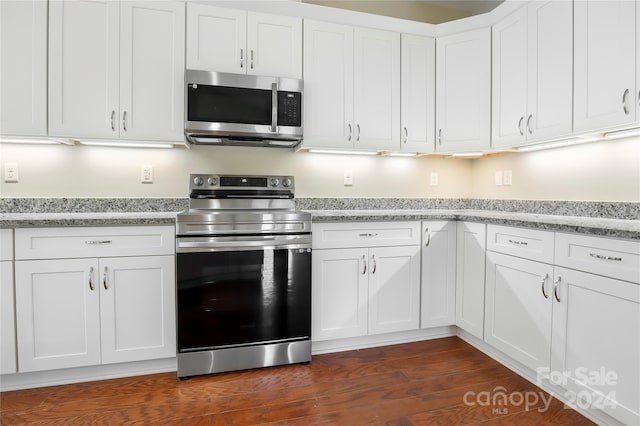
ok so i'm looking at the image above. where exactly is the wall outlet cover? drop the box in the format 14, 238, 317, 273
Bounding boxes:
343, 170, 353, 186
4, 162, 18, 183
430, 172, 439, 186
495, 170, 503, 186
141, 165, 153, 183
503, 170, 512, 186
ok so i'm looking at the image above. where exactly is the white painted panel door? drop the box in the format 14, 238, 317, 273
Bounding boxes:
119, 1, 185, 142
15, 259, 101, 372
99, 256, 175, 364
484, 252, 553, 371
436, 28, 491, 153
1, 261, 16, 374
491, 6, 528, 148
247, 12, 302, 79
574, 0, 636, 133
526, 0, 573, 143
551, 267, 640, 425
400, 34, 435, 153
312, 248, 368, 341
455, 222, 486, 340
421, 221, 456, 328
0, 0, 47, 136
302, 20, 354, 149
368, 246, 420, 335
354, 27, 401, 151
48, 0, 119, 139
186, 4, 247, 73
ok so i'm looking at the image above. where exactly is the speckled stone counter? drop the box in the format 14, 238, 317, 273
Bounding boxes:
0, 212, 177, 228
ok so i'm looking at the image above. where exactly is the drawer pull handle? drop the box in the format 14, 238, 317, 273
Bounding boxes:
85, 240, 112, 245
508, 239, 528, 246
359, 233, 378, 237
371, 254, 377, 274
103, 266, 108, 290
361, 255, 367, 275
553, 276, 561, 303
89, 267, 95, 291
541, 273, 548, 299
590, 253, 622, 262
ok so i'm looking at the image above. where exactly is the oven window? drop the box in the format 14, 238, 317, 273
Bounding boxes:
177, 248, 311, 352
188, 85, 272, 125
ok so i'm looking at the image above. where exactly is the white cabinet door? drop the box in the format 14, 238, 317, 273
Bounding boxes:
436, 28, 490, 153
1, 260, 16, 374
455, 222, 486, 340
303, 20, 354, 149
0, 0, 47, 136
492, 6, 528, 148
119, 1, 185, 142
368, 245, 420, 335
400, 34, 435, 153
421, 221, 456, 328
99, 256, 175, 364
551, 267, 640, 425
574, 0, 637, 133
186, 3, 246, 73
48, 0, 120, 139
15, 259, 101, 372
485, 252, 553, 371
312, 248, 368, 341
247, 12, 302, 79
354, 27, 400, 151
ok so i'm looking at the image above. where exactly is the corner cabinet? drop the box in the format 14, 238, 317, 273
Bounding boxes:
435, 28, 491, 153
186, 4, 302, 79
311, 222, 420, 341
455, 222, 486, 339
574, 0, 637, 133
48, 0, 185, 142
0, 0, 47, 137
491, 1, 573, 148
14, 226, 176, 373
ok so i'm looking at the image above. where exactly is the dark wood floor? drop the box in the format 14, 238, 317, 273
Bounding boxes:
0, 337, 594, 425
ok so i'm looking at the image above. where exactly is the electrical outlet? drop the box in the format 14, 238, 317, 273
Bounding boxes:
430, 172, 439, 186
495, 170, 503, 186
141, 165, 153, 183
4, 163, 18, 183
343, 170, 353, 186
503, 170, 512, 186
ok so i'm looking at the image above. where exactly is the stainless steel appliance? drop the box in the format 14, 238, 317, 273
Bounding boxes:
184, 70, 303, 148
175, 174, 311, 378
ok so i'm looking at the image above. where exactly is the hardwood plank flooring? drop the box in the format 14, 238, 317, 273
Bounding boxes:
0, 337, 595, 425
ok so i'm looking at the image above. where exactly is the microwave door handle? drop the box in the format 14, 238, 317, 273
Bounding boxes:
271, 82, 278, 133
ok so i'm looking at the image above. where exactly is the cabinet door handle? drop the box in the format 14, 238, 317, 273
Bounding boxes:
110, 110, 116, 131
553, 276, 561, 303
403, 127, 408, 143
361, 255, 367, 275
424, 228, 431, 247
122, 111, 128, 132
103, 266, 108, 290
438, 129, 442, 145
518, 117, 524, 136
240, 48, 244, 69
348, 124, 352, 142
85, 240, 112, 245
371, 254, 377, 274
589, 253, 622, 262
526, 114, 533, 135
356, 124, 360, 142
541, 273, 548, 299
250, 50, 254, 69
622, 89, 630, 115
508, 239, 528, 246
89, 267, 95, 291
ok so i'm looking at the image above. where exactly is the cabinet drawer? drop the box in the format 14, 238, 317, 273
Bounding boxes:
15, 226, 174, 260
487, 225, 554, 264
555, 233, 640, 284
0, 229, 13, 261
312, 222, 420, 249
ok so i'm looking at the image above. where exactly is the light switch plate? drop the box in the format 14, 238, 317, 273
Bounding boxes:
4, 163, 18, 183
141, 165, 153, 183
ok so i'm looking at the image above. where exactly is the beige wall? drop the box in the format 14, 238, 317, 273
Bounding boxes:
1, 136, 638, 202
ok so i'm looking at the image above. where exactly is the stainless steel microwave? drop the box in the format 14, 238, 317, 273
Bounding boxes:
184, 70, 303, 148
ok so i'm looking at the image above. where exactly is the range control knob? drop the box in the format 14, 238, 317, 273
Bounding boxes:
207, 177, 218, 186
270, 178, 280, 187
282, 178, 292, 187
193, 176, 204, 186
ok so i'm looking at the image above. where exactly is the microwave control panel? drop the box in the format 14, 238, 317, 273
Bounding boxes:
277, 92, 302, 127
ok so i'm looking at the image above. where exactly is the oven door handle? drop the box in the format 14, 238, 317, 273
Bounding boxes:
177, 235, 311, 252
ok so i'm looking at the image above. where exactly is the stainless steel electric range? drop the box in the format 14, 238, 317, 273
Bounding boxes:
175, 174, 311, 378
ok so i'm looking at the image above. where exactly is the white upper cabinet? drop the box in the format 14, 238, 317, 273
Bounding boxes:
574, 0, 637, 133
436, 28, 491, 153
303, 20, 354, 148
400, 34, 435, 153
492, 1, 573, 148
353, 27, 401, 151
0, 0, 47, 136
49, 0, 185, 142
637, 0, 640, 123
187, 4, 302, 79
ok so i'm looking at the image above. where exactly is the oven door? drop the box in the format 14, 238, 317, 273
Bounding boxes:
176, 235, 311, 353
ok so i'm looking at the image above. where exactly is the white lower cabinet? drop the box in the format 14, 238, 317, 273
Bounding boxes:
14, 226, 175, 373
455, 222, 486, 339
421, 221, 456, 328
312, 222, 420, 341
1, 229, 16, 374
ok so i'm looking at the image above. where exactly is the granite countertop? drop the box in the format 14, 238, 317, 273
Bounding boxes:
0, 212, 178, 228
